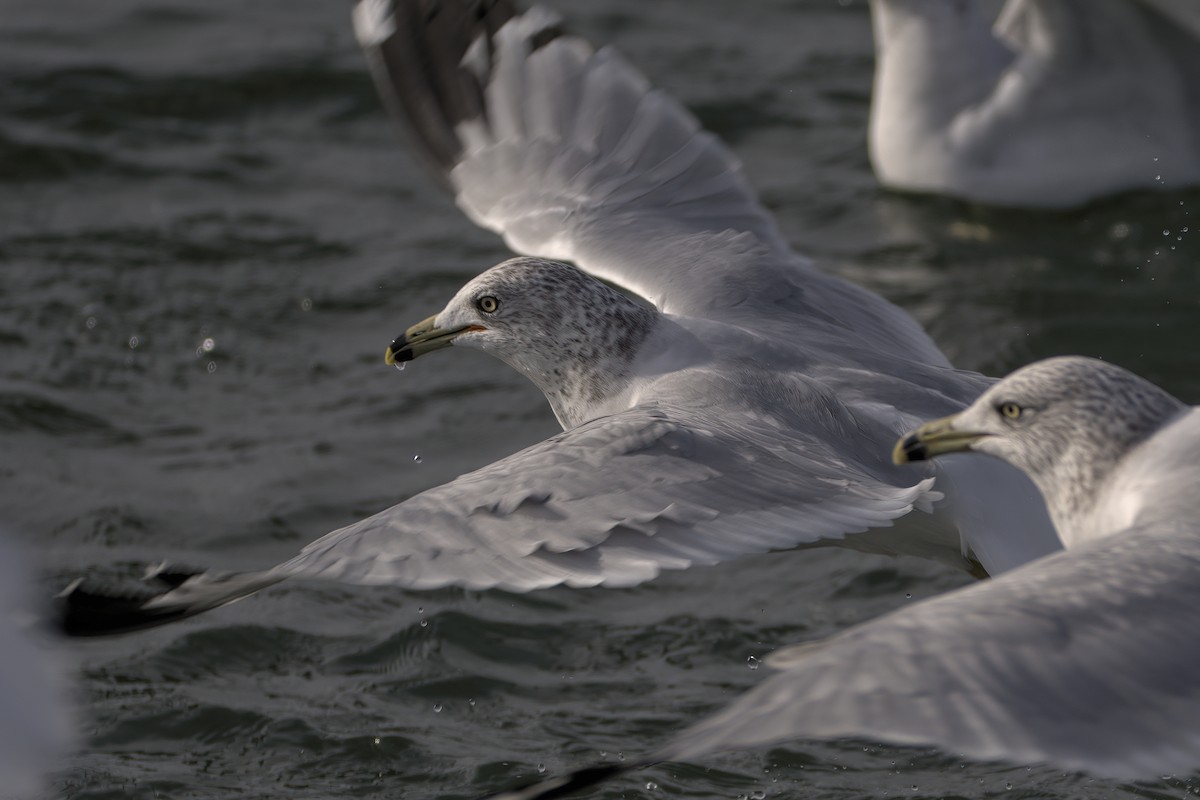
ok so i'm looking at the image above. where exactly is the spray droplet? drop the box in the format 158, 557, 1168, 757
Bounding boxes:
468, 698, 476, 708
413, 455, 423, 464
128, 336, 139, 349
537, 764, 546, 774
645, 782, 658, 791
747, 655, 761, 670
373, 737, 381, 745
395, 361, 407, 372
85, 316, 97, 329
905, 592, 912, 599
419, 618, 428, 628
202, 337, 215, 352
300, 297, 313, 311
432, 703, 443, 713
207, 361, 217, 374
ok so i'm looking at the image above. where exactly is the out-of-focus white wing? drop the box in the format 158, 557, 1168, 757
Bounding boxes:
661, 520, 1200, 779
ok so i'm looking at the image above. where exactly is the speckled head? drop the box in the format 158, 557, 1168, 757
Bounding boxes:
387, 257, 659, 428
895, 356, 1186, 540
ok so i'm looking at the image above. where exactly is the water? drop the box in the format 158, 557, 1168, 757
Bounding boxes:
2, 0, 1199, 798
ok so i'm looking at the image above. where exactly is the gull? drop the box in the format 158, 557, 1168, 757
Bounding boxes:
483, 356, 1200, 799
869, 0, 1200, 207
57, 0, 1060, 635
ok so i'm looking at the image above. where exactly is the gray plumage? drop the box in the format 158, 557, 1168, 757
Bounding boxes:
60, 0, 1061, 634
482, 357, 1200, 799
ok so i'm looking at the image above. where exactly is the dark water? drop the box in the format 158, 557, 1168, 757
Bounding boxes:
2, 0, 1199, 798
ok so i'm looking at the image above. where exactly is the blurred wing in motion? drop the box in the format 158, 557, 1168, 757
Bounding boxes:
477, 521, 1200, 800
0, 538, 72, 794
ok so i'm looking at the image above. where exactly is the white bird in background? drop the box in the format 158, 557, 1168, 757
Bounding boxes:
482, 356, 1200, 799
58, 0, 1062, 635
868, 0, 1200, 207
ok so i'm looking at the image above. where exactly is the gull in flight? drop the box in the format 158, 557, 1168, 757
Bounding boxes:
481, 356, 1200, 799
58, 0, 1059, 635
869, 0, 1200, 207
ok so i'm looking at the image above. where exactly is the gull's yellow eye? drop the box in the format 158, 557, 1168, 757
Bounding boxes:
477, 295, 499, 313
999, 402, 1022, 420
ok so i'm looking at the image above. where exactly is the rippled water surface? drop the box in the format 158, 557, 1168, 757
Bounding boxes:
3, 1, 1199, 798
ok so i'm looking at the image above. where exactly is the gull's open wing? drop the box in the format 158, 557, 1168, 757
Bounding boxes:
60, 403, 953, 635
354, 0, 797, 315
353, 0, 950, 363
662, 519, 1200, 779
479, 521, 1200, 800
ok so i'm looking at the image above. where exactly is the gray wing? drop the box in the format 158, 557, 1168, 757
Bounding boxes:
352, 0, 795, 317
660, 520, 1200, 780
353, 0, 951, 361
281, 403, 950, 590
58, 402, 954, 635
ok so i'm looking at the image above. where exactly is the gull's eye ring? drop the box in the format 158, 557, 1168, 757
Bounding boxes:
477, 295, 499, 314
998, 402, 1023, 420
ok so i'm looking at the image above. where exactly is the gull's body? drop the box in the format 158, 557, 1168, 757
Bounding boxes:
60, 0, 1060, 634
869, 0, 1200, 207
487, 358, 1200, 799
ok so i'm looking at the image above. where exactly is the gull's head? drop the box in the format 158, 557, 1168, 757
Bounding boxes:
386, 257, 658, 427
894, 356, 1185, 535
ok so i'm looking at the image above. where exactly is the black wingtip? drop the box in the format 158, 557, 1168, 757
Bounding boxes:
56, 566, 205, 637
475, 763, 634, 800
354, 0, 524, 180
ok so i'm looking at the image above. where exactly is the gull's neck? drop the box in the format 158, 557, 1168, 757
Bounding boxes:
1035, 398, 1188, 548
522, 299, 662, 431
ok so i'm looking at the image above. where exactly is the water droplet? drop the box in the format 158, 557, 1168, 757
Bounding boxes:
395, 361, 407, 372
300, 297, 313, 311
85, 316, 97, 329
202, 337, 215, 352
1005, 782, 1013, 790
432, 703, 443, 713
467, 698, 476, 708
1164, 229, 1171, 236
419, 619, 428, 628
128, 336, 139, 349
373, 737, 381, 745
413, 454, 423, 464
617, 752, 626, 762
747, 655, 761, 670
537, 764, 546, 774
750, 792, 765, 800
905, 592, 912, 599
645, 782, 658, 791
206, 361, 217, 374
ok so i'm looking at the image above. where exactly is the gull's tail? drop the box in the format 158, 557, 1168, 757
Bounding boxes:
57, 564, 284, 636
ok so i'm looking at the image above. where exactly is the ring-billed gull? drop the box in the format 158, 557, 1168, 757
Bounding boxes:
870, 0, 1200, 207
481, 356, 1200, 798
58, 0, 1059, 635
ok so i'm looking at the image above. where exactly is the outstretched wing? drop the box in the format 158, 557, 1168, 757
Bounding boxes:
282, 403, 952, 589
478, 522, 1200, 800
60, 403, 955, 635
352, 0, 801, 318
661, 520, 1200, 779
